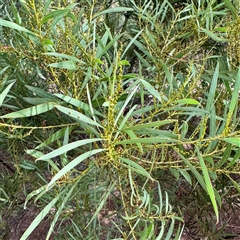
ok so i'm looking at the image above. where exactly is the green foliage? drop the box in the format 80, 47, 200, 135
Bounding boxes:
0, 0, 239, 239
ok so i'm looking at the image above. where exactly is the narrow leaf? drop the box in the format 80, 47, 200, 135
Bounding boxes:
200, 27, 228, 42
1, 102, 55, 118
43, 52, 84, 63
35, 127, 74, 149
86, 182, 115, 227
140, 79, 162, 103
46, 182, 78, 240
48, 149, 105, 187
37, 138, 102, 160
124, 130, 143, 153
0, 18, 35, 34
48, 60, 77, 70
0, 81, 15, 107
177, 151, 206, 191
117, 137, 180, 145
222, 138, 240, 147
94, 7, 133, 18
120, 157, 153, 179
197, 147, 219, 222
206, 62, 219, 112
54, 94, 103, 117
228, 67, 240, 116
121, 30, 143, 59
114, 85, 139, 126
24, 184, 49, 209
223, 0, 238, 19
55, 105, 103, 128
122, 120, 176, 131
177, 99, 200, 105
41, 9, 69, 25
25, 85, 57, 99
20, 194, 62, 240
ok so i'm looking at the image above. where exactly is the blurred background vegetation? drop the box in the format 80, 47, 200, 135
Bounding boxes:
0, 0, 240, 239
